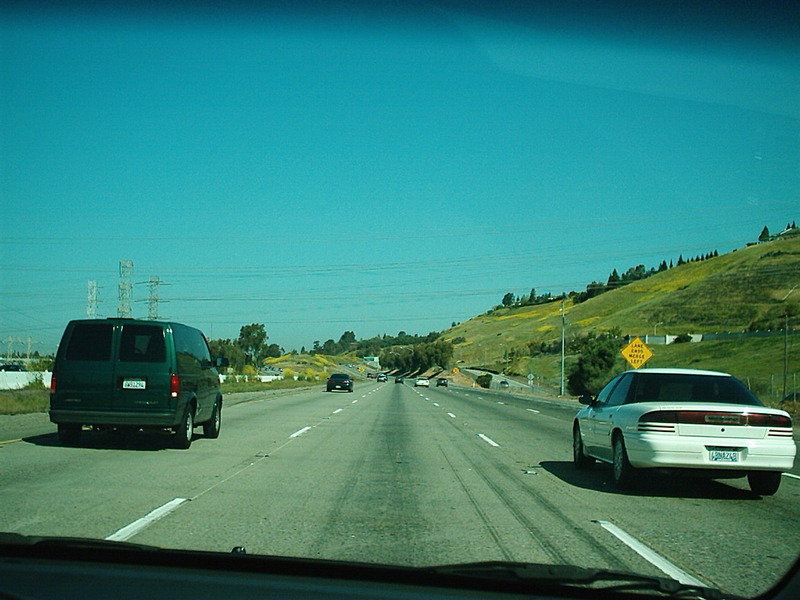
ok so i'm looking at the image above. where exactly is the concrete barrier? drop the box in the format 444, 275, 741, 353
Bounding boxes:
0, 371, 52, 390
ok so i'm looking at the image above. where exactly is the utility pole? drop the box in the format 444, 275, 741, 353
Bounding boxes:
781, 285, 796, 402
784, 313, 789, 402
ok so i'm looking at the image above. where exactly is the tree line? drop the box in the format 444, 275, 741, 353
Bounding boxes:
208, 323, 283, 373
378, 339, 454, 374
495, 250, 720, 310
208, 324, 450, 373
304, 330, 442, 357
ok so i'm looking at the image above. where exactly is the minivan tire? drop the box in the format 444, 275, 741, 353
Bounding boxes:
174, 407, 194, 449
203, 400, 221, 439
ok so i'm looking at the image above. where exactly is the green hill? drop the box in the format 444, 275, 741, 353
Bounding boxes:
445, 233, 800, 402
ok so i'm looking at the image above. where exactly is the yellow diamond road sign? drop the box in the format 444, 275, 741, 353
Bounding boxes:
621, 336, 653, 369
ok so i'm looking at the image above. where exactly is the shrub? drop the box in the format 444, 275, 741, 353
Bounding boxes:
476, 373, 492, 389
567, 331, 623, 395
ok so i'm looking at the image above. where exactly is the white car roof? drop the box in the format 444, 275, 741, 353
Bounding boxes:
625, 368, 731, 377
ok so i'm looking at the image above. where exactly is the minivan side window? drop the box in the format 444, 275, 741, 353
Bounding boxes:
172, 324, 211, 370
65, 323, 114, 361
197, 335, 212, 364
172, 325, 193, 371
119, 325, 166, 363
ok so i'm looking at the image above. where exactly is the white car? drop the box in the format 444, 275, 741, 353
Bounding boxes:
573, 368, 796, 495
415, 377, 430, 387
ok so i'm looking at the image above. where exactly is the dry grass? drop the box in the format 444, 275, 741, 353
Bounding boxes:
0, 390, 50, 415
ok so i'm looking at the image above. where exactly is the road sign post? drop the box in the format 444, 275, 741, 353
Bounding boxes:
621, 336, 654, 369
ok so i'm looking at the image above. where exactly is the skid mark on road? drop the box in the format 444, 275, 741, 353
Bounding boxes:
439, 448, 515, 562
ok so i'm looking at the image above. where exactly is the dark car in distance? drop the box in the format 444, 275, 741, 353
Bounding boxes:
395, 376, 403, 384
327, 373, 353, 392
436, 378, 448, 387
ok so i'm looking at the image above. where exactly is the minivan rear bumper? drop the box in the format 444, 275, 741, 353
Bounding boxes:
49, 409, 180, 429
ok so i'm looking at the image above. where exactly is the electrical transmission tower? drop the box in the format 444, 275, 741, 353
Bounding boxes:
118, 259, 133, 317
87, 280, 99, 318
147, 276, 164, 320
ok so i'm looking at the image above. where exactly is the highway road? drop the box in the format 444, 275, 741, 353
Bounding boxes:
1, 381, 798, 597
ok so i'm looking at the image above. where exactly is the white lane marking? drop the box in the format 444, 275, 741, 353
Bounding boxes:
105, 498, 187, 542
447, 412, 456, 418
783, 472, 800, 480
477, 433, 500, 447
289, 426, 312, 438
596, 521, 706, 587
352, 399, 358, 404
526, 409, 540, 413
432, 402, 440, 407
332, 408, 343, 414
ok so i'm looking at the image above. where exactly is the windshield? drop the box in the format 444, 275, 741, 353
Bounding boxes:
1, 1, 798, 599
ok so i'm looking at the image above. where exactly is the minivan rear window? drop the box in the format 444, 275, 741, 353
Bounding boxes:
119, 325, 166, 363
65, 323, 113, 361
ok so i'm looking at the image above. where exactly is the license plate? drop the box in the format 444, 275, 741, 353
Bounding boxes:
709, 449, 739, 462
123, 379, 147, 390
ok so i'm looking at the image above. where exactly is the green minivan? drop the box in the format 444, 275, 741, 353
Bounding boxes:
50, 318, 226, 448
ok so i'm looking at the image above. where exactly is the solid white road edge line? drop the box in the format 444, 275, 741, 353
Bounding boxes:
477, 433, 500, 447
783, 472, 800, 480
595, 520, 706, 587
105, 498, 188, 542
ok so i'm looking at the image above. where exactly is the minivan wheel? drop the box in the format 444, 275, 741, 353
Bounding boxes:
58, 424, 81, 446
174, 407, 194, 449
203, 400, 221, 439
748, 471, 781, 496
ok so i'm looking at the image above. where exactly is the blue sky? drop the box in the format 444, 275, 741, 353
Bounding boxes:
2, 1, 799, 355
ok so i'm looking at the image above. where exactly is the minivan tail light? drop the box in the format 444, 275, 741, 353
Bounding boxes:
50, 372, 57, 394
170, 374, 180, 398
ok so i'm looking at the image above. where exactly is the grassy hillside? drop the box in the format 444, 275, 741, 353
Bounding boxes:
446, 234, 800, 398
